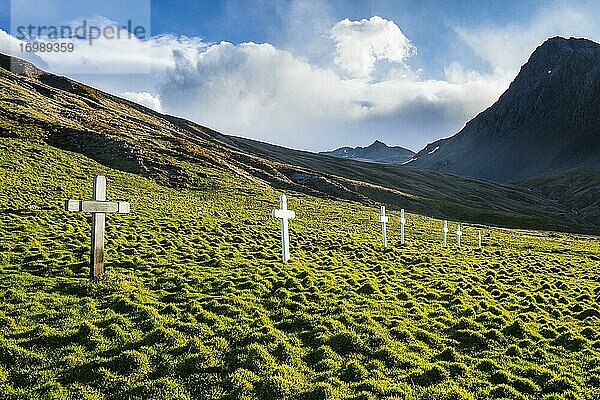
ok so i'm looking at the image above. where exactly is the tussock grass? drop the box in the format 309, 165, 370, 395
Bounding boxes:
1, 138, 599, 399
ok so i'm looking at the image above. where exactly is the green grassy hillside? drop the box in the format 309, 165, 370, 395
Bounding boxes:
516, 169, 600, 224
0, 52, 597, 234
1, 138, 599, 399
226, 137, 600, 233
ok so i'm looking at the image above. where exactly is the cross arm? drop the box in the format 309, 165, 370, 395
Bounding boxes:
272, 209, 295, 220
66, 200, 130, 214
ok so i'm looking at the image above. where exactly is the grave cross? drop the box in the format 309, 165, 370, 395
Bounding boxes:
272, 194, 295, 263
478, 230, 482, 249
65, 176, 130, 278
400, 209, 406, 245
456, 224, 462, 248
379, 206, 389, 248
442, 220, 448, 247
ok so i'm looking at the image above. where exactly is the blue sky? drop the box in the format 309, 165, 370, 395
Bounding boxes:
149, 0, 538, 75
0, 0, 545, 77
0, 0, 599, 151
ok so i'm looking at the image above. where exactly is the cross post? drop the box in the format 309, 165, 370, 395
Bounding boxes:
272, 194, 295, 262
65, 176, 130, 278
379, 206, 388, 248
456, 224, 462, 248
400, 209, 406, 245
443, 220, 448, 247
478, 230, 482, 249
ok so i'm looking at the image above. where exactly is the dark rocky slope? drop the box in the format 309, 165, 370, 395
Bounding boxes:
410, 37, 600, 182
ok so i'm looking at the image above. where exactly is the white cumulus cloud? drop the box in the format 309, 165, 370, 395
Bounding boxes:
330, 16, 416, 80
157, 41, 364, 148
155, 38, 505, 150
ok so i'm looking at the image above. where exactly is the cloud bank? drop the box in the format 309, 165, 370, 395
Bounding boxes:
456, 4, 600, 73
152, 15, 510, 150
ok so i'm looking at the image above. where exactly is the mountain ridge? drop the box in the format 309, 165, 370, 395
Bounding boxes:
319, 140, 415, 164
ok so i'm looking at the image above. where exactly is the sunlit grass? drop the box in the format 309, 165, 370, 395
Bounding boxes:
1, 138, 599, 399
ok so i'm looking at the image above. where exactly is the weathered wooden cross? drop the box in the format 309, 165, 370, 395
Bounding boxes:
66, 176, 130, 278
400, 209, 406, 245
379, 206, 389, 248
443, 220, 448, 247
272, 194, 295, 263
456, 224, 462, 248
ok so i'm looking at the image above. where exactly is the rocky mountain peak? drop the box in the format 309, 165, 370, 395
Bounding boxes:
409, 36, 600, 182
320, 140, 415, 164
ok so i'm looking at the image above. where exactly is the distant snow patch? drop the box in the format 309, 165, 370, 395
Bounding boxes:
402, 157, 417, 165
121, 91, 163, 112
428, 146, 440, 155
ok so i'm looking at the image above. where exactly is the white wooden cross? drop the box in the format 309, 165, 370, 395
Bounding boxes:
400, 209, 406, 245
456, 224, 462, 248
379, 206, 389, 248
443, 220, 448, 247
65, 176, 130, 278
478, 230, 482, 249
272, 194, 295, 263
